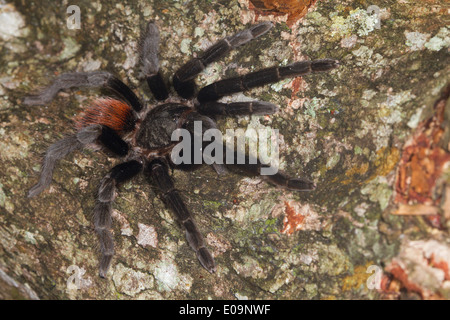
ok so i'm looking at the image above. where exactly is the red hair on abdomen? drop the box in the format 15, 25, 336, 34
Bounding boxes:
75, 98, 135, 134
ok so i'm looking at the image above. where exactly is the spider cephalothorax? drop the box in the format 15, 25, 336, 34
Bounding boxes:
25, 20, 339, 278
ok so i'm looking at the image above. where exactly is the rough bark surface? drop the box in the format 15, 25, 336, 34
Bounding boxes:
0, 0, 449, 299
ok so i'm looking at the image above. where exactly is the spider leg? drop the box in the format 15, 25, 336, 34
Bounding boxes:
196, 101, 279, 117
249, 163, 316, 191
24, 71, 143, 112
94, 160, 143, 278
175, 110, 313, 190
197, 59, 340, 103
28, 124, 130, 197
139, 21, 169, 101
175, 111, 227, 175
173, 22, 273, 99
226, 147, 315, 191
148, 159, 216, 273
96, 125, 130, 157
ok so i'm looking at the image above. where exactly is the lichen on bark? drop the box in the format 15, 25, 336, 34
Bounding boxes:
0, 0, 449, 300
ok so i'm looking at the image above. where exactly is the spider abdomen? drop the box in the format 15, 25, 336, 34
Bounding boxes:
75, 98, 136, 134
136, 103, 191, 150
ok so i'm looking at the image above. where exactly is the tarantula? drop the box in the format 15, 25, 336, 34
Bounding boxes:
25, 20, 339, 278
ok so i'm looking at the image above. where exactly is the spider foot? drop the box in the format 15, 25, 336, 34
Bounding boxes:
94, 161, 143, 278
266, 172, 316, 191
27, 135, 84, 198
286, 178, 316, 191
310, 58, 340, 72
99, 254, 113, 279
197, 247, 216, 273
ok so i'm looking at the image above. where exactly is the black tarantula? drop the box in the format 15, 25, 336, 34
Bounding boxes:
25, 20, 339, 278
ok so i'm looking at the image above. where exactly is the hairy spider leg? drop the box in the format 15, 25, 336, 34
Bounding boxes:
148, 159, 216, 273
174, 107, 312, 189
197, 59, 340, 103
196, 101, 279, 117
24, 71, 143, 112
27, 124, 132, 198
173, 21, 273, 99
96, 125, 130, 156
174, 111, 227, 175
28, 133, 86, 198
28, 125, 102, 197
139, 21, 169, 101
224, 146, 316, 191
95, 160, 143, 278
179, 110, 315, 190
28, 95, 138, 198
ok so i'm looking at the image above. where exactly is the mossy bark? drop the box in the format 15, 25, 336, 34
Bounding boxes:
0, 0, 449, 299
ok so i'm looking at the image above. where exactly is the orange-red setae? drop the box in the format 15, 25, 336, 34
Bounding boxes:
75, 98, 135, 134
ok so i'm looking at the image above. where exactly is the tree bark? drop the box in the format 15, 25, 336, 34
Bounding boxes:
0, 0, 449, 299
